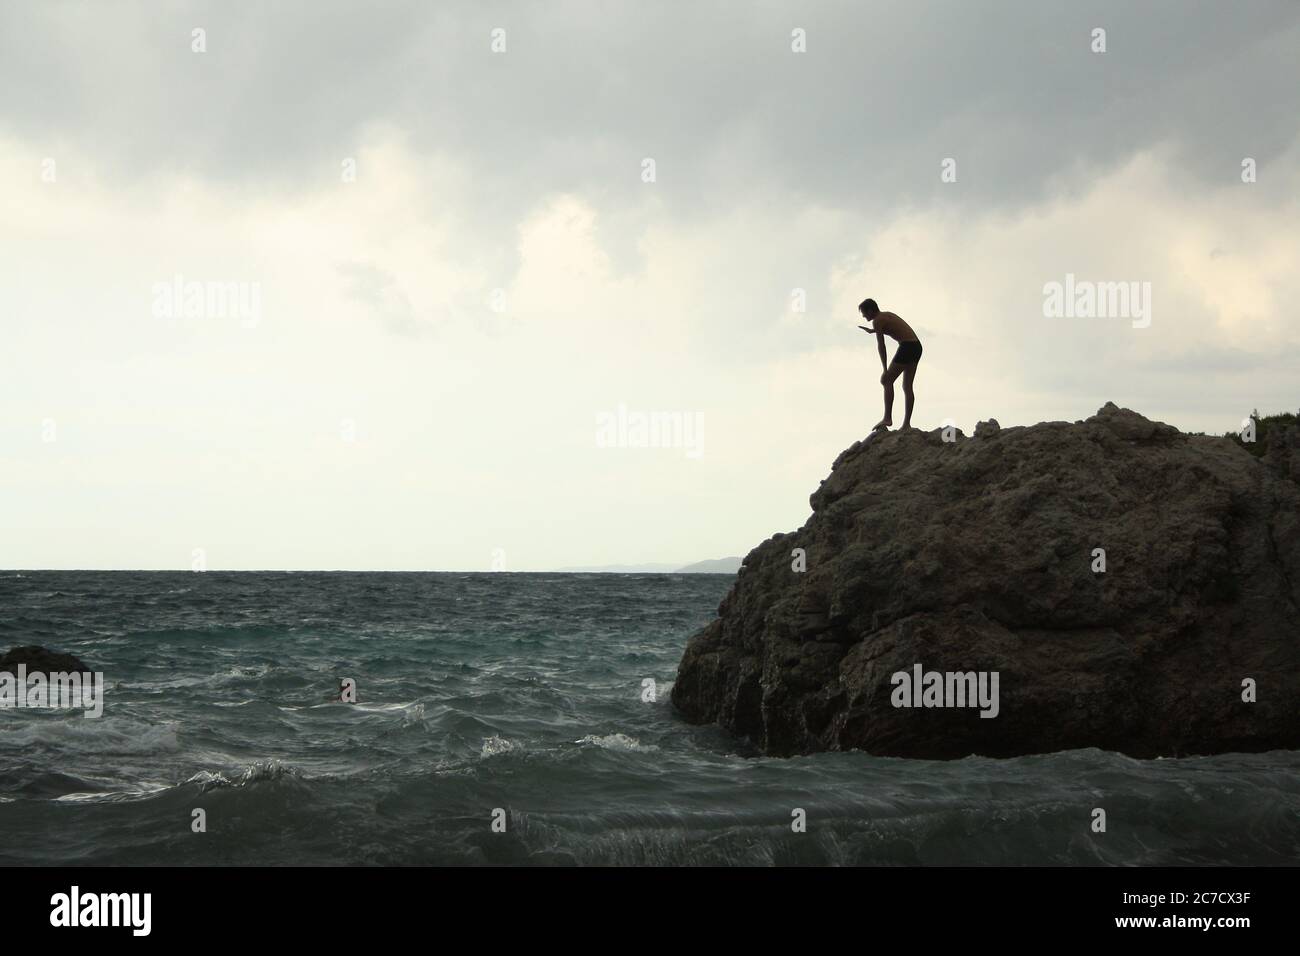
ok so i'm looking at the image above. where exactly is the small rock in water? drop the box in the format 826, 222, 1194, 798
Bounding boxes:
0, 645, 90, 673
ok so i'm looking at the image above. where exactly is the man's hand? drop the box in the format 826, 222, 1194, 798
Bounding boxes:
879, 370, 890, 385
858, 325, 873, 333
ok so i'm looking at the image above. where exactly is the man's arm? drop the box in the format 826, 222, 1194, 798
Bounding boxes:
876, 330, 888, 372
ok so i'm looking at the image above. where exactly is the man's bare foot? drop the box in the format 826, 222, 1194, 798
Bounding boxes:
900, 422, 913, 431
872, 419, 891, 432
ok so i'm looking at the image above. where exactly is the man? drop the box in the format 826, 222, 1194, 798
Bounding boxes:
858, 298, 922, 431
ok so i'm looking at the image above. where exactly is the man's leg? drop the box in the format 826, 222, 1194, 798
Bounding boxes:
875, 363, 903, 430
901, 363, 918, 429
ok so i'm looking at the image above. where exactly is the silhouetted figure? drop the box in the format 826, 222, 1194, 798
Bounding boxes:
858, 298, 922, 431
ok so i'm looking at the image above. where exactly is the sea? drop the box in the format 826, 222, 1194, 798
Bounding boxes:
1, 571, 1296, 866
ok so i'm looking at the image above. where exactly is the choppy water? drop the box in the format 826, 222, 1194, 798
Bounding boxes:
1, 571, 1296, 865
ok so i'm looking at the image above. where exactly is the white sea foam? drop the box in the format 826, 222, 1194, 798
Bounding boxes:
577, 733, 657, 752
186, 759, 300, 790
480, 735, 519, 757
54, 782, 170, 803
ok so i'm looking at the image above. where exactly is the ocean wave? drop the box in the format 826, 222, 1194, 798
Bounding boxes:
0, 717, 181, 755
576, 733, 657, 753
117, 625, 289, 644
53, 782, 171, 804
186, 758, 302, 790
353, 700, 424, 714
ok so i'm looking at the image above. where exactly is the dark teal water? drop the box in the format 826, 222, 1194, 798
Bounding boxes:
1, 571, 1297, 865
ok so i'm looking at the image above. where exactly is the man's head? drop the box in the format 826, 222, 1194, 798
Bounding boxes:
859, 298, 879, 319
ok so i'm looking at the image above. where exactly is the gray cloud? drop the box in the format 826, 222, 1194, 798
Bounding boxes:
4, 0, 1296, 220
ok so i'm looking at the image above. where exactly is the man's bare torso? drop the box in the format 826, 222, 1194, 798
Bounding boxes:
872, 311, 919, 342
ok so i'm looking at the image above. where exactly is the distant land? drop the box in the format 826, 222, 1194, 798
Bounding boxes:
673, 557, 743, 574
555, 556, 742, 574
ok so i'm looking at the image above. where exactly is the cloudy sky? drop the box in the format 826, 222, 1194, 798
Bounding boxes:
3, 0, 1298, 570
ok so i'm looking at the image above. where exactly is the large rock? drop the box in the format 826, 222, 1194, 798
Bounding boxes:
672, 404, 1300, 759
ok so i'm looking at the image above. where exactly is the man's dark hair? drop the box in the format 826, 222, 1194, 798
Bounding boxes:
859, 298, 879, 316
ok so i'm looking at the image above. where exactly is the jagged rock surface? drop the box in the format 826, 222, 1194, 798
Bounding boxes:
672, 404, 1300, 758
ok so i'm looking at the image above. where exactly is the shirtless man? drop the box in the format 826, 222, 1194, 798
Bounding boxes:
858, 298, 922, 431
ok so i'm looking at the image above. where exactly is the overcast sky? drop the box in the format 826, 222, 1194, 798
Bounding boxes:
3, 0, 1298, 570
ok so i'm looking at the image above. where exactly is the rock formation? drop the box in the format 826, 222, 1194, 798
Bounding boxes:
0, 645, 91, 674
672, 404, 1300, 758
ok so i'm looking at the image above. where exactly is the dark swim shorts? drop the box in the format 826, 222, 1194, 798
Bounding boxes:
894, 340, 923, 365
